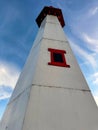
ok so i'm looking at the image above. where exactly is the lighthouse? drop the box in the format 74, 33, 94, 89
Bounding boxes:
0, 6, 98, 130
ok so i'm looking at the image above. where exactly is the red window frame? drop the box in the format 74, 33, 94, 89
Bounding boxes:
48, 48, 70, 67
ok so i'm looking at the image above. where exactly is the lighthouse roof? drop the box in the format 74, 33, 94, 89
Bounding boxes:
36, 6, 65, 27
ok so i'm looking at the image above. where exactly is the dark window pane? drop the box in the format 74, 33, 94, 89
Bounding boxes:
53, 53, 63, 62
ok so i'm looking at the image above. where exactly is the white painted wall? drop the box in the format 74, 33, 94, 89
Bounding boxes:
23, 85, 98, 130
0, 15, 98, 130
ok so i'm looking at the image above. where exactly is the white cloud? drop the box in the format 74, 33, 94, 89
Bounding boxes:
82, 33, 98, 52
0, 62, 20, 89
0, 61, 20, 100
71, 43, 98, 106
90, 72, 98, 85
83, 33, 98, 44
67, 4, 98, 53
93, 79, 98, 85
89, 6, 98, 15
70, 41, 97, 68
0, 86, 12, 100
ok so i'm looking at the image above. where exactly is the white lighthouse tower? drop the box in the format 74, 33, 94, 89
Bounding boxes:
0, 6, 98, 130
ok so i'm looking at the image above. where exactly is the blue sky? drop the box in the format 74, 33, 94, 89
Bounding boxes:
0, 0, 98, 119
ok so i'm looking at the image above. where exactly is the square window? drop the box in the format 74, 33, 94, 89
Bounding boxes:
48, 48, 70, 68
53, 53, 63, 63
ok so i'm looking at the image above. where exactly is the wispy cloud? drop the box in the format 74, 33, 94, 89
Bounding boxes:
66, 3, 98, 54
83, 33, 98, 44
0, 4, 20, 31
0, 61, 20, 100
89, 6, 98, 15
82, 33, 98, 52
90, 72, 98, 85
0, 86, 12, 100
70, 41, 98, 106
0, 62, 20, 88
70, 41, 97, 68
